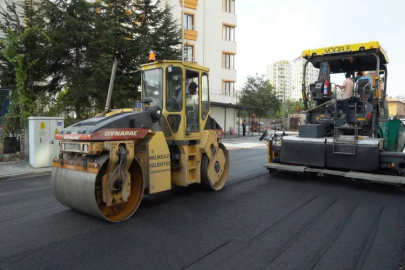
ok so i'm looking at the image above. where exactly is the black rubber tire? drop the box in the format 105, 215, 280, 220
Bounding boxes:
200, 143, 229, 191
200, 154, 211, 190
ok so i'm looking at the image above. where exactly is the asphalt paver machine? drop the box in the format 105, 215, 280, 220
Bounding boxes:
52, 59, 229, 222
263, 41, 405, 185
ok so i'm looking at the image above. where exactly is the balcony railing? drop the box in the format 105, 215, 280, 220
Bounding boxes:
184, 56, 197, 63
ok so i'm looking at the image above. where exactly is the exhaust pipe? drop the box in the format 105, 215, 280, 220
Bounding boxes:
105, 57, 118, 112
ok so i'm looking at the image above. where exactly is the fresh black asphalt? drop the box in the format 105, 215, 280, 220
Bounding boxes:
1, 147, 405, 269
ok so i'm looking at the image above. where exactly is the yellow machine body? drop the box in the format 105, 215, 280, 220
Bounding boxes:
52, 61, 229, 222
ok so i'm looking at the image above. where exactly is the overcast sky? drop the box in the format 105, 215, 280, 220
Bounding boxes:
236, 0, 405, 97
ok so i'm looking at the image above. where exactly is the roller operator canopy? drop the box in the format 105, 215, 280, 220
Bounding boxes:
302, 41, 389, 74
140, 60, 210, 72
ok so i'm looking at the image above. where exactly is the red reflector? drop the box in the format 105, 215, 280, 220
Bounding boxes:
367, 113, 372, 121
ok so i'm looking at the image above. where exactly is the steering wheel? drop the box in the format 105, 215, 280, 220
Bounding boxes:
166, 98, 180, 111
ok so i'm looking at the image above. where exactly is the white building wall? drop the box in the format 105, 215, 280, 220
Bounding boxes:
0, 0, 25, 38
267, 57, 320, 102
266, 64, 275, 86
267, 61, 290, 101
210, 106, 237, 133
204, 0, 237, 99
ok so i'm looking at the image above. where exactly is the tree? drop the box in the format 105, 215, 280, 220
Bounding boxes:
88, 0, 181, 110
39, 0, 181, 115
0, 1, 50, 138
239, 74, 280, 118
38, 0, 98, 120
276, 99, 302, 118
1, 0, 182, 130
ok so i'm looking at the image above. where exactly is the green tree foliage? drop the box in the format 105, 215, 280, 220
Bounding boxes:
37, 0, 181, 118
38, 0, 99, 120
0, 0, 181, 133
0, 1, 50, 138
239, 74, 280, 118
276, 99, 303, 118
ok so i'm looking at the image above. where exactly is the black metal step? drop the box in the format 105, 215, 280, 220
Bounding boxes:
337, 126, 362, 129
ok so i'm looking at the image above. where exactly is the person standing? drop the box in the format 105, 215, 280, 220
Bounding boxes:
354, 71, 363, 82
337, 73, 355, 127
242, 120, 246, 136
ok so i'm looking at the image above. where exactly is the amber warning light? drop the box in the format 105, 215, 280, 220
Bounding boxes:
149, 52, 156, 61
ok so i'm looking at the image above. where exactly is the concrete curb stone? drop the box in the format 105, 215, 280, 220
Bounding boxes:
0, 169, 52, 181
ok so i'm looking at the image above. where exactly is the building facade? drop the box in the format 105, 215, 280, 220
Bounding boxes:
266, 57, 319, 102
167, 0, 238, 132
266, 61, 290, 101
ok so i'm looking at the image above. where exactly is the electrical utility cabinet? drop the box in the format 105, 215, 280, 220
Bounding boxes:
29, 117, 65, 168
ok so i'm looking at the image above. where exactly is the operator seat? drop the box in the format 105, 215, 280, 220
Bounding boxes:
356, 78, 372, 99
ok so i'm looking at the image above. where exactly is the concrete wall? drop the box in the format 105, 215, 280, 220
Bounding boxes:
210, 106, 236, 133
388, 101, 405, 118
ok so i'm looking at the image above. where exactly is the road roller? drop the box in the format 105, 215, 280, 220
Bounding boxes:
52, 59, 229, 222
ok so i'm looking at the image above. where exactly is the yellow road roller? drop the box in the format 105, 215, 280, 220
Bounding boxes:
52, 59, 229, 222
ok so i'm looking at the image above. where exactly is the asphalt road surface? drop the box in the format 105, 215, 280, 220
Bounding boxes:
1, 147, 405, 270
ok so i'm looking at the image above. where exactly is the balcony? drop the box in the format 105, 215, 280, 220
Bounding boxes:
184, 28, 198, 41
210, 92, 238, 105
179, 0, 198, 9
184, 56, 198, 64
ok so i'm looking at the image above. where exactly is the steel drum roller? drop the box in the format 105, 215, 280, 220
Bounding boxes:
52, 159, 144, 222
52, 168, 103, 219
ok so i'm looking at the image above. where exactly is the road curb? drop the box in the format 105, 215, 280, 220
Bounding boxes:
225, 145, 267, 151
0, 170, 52, 181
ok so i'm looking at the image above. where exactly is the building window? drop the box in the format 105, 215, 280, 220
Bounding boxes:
184, 45, 194, 61
201, 73, 209, 120
222, 25, 235, 41
222, 53, 235, 69
223, 0, 235, 13
183, 13, 194, 30
222, 81, 235, 96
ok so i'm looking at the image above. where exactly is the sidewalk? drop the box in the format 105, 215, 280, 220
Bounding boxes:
0, 133, 266, 180
222, 132, 267, 151
222, 132, 263, 140
0, 160, 52, 180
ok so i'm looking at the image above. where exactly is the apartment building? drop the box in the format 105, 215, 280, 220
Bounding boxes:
266, 61, 291, 101
267, 57, 319, 102
167, 0, 237, 132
